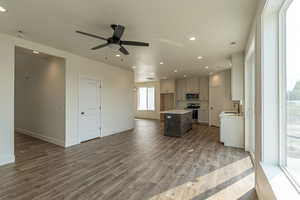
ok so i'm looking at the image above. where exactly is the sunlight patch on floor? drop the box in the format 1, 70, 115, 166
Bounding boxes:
206, 173, 254, 200
149, 157, 254, 200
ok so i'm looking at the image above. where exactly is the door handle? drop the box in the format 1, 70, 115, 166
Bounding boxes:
81, 112, 85, 115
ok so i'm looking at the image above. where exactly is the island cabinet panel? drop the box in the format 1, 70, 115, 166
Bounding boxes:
164, 111, 192, 137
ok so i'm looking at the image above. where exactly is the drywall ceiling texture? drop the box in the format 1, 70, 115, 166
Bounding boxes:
0, 0, 257, 82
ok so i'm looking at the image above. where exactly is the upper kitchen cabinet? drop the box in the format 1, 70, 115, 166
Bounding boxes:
160, 79, 175, 94
231, 52, 244, 101
176, 79, 187, 101
199, 76, 209, 101
186, 78, 199, 93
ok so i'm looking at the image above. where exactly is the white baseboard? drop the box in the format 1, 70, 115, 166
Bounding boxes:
198, 120, 209, 123
15, 128, 65, 147
0, 154, 15, 166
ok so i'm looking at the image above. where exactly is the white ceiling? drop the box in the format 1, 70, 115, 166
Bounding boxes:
0, 0, 257, 82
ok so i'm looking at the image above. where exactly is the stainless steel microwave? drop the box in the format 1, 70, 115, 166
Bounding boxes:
186, 93, 199, 100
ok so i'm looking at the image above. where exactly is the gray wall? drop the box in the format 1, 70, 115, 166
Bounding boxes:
15, 49, 66, 145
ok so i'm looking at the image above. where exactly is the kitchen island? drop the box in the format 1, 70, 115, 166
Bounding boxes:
161, 110, 192, 137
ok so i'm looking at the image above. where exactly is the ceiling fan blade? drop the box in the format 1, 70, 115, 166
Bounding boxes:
121, 41, 149, 47
91, 43, 109, 50
119, 46, 129, 55
113, 25, 125, 39
76, 31, 107, 41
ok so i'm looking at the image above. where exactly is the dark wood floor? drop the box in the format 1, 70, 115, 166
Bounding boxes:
0, 119, 257, 200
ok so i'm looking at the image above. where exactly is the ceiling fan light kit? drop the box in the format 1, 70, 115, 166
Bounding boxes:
76, 24, 150, 56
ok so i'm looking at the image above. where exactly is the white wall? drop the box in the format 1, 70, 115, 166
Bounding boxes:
134, 81, 160, 120
0, 35, 15, 165
0, 33, 134, 165
15, 50, 66, 146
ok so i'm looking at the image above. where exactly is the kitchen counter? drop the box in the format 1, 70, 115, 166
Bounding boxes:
161, 110, 192, 114
162, 110, 192, 137
220, 111, 244, 148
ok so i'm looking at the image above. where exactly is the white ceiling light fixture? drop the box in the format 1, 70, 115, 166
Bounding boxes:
0, 6, 7, 12
197, 56, 203, 60
189, 37, 196, 41
205, 66, 209, 69
174, 69, 178, 73
160, 62, 164, 65
184, 75, 187, 78
33, 50, 40, 54
116, 54, 121, 57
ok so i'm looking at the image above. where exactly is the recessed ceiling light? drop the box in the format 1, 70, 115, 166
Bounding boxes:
189, 37, 196, 41
132, 66, 136, 69
116, 54, 121, 57
160, 62, 164, 65
197, 56, 203, 60
184, 75, 187, 78
0, 6, 7, 12
205, 66, 209, 69
174, 69, 178, 73
33, 50, 40, 54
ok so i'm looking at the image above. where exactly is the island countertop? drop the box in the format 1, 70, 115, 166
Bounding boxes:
160, 110, 192, 114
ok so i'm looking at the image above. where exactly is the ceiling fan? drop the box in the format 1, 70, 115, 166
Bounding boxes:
76, 24, 149, 55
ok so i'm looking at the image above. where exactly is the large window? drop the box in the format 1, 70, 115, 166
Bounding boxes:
137, 87, 155, 111
282, 0, 300, 187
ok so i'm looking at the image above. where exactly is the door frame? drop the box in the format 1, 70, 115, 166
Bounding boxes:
244, 39, 256, 153
78, 75, 102, 143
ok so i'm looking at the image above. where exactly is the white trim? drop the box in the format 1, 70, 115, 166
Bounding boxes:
278, 0, 291, 168
259, 162, 300, 199
0, 154, 15, 166
15, 128, 65, 147
198, 120, 209, 123
78, 75, 102, 143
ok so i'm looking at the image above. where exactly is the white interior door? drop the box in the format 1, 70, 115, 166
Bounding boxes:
79, 77, 101, 142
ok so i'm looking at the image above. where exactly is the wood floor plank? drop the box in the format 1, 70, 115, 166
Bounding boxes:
0, 119, 257, 200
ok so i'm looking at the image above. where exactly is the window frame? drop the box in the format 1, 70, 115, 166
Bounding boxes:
278, 0, 300, 192
137, 87, 155, 111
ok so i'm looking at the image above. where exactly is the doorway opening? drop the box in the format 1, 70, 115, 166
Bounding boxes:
14, 46, 66, 161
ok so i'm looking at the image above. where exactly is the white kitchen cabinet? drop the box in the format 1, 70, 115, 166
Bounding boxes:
199, 77, 209, 101
220, 112, 244, 148
160, 79, 175, 94
231, 52, 244, 101
198, 110, 209, 123
176, 79, 187, 101
186, 78, 199, 93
